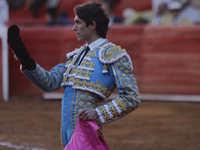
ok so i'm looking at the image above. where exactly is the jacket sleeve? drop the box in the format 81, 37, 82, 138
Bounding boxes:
22, 62, 67, 92
95, 56, 140, 124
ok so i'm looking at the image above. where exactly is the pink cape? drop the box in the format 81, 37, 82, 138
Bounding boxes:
64, 118, 109, 150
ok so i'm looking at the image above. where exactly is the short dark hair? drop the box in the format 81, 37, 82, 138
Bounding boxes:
74, 1, 109, 38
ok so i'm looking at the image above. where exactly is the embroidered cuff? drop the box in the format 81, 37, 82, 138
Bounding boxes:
95, 108, 105, 123
111, 100, 121, 115
104, 105, 113, 119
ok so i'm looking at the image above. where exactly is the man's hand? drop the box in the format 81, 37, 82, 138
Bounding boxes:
79, 108, 98, 121
12, 51, 20, 62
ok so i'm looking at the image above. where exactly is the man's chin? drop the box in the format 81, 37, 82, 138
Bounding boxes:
78, 38, 85, 42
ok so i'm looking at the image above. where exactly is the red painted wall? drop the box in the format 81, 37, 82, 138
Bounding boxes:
8, 25, 200, 97
140, 26, 200, 95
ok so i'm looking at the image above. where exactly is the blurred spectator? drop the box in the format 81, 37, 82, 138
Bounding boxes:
122, 8, 136, 21
191, 0, 200, 9
123, 9, 152, 25
29, 0, 46, 18
57, 10, 73, 26
29, 0, 60, 19
168, 1, 184, 24
150, 2, 172, 25
169, 0, 200, 25
45, 7, 57, 26
180, 0, 200, 24
152, 0, 172, 12
47, 0, 60, 9
0, 0, 9, 27
101, 0, 123, 25
7, 0, 25, 10
123, 1, 172, 25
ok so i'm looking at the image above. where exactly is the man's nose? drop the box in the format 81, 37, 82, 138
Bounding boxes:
73, 24, 77, 31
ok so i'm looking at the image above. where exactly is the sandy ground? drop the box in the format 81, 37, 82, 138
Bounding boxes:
0, 96, 200, 150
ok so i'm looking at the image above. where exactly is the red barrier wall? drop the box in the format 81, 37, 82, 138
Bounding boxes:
141, 26, 200, 95
8, 25, 200, 97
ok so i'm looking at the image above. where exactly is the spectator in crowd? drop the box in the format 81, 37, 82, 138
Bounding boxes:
28, 0, 46, 18
101, 0, 123, 25
57, 10, 73, 26
168, 0, 200, 25
7, 0, 25, 10
150, 2, 172, 25
152, 0, 172, 12
29, 0, 60, 20
191, 0, 200, 9
123, 1, 170, 26
123, 8, 152, 25
45, 7, 57, 26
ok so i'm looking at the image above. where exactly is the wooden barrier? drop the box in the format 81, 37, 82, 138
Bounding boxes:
141, 26, 200, 95
8, 25, 200, 97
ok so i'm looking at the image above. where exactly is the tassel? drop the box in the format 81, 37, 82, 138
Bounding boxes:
102, 64, 108, 74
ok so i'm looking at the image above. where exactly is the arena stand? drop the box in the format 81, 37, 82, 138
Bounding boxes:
1, 0, 200, 101
7, 0, 151, 25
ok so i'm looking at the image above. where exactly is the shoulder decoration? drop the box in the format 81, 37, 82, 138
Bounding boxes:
66, 46, 85, 59
99, 42, 133, 70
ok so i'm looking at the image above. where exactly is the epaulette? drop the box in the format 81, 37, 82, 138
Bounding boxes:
99, 42, 133, 70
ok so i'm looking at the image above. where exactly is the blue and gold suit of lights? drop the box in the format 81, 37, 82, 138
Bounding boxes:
22, 40, 140, 147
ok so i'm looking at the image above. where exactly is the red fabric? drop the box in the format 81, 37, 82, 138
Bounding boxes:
64, 118, 109, 150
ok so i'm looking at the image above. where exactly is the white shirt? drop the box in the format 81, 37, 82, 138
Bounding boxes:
87, 38, 107, 50
77, 38, 106, 65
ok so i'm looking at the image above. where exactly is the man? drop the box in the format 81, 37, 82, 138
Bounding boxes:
7, 1, 140, 148
151, 2, 171, 26
168, 0, 200, 25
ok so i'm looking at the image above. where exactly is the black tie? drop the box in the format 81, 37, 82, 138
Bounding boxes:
78, 46, 90, 65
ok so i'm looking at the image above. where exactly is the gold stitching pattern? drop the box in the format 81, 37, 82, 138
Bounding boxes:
73, 79, 112, 98
100, 45, 127, 61
98, 106, 109, 120
115, 98, 127, 112
107, 102, 120, 116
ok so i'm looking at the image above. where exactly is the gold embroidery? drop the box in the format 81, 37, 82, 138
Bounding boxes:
103, 64, 107, 72
115, 98, 127, 112
119, 66, 125, 70
79, 95, 85, 99
108, 103, 120, 116
100, 45, 127, 62
79, 101, 84, 106
86, 51, 94, 58
63, 47, 85, 83
99, 106, 109, 120
73, 79, 112, 98
124, 70, 129, 74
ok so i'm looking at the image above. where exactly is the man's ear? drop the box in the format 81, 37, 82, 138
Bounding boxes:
91, 21, 96, 30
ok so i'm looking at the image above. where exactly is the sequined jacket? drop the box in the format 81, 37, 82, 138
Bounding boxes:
23, 40, 140, 124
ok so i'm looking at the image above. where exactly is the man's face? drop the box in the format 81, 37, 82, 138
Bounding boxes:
73, 15, 92, 42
